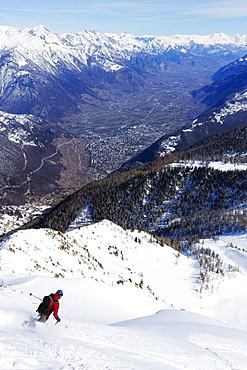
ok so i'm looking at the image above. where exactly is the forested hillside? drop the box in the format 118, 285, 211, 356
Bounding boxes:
24, 125, 247, 242
175, 124, 247, 163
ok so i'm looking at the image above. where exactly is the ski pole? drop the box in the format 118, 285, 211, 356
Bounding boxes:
30, 293, 42, 301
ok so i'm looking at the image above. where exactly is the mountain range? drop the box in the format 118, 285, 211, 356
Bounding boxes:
1, 26, 247, 156
1, 26, 247, 236
0, 26, 247, 127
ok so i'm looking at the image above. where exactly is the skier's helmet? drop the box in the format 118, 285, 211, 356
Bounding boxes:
57, 289, 63, 296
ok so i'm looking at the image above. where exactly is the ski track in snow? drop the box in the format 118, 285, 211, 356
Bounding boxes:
2, 318, 247, 370
1, 222, 247, 369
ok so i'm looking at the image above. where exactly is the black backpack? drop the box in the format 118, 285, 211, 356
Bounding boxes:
36, 294, 53, 315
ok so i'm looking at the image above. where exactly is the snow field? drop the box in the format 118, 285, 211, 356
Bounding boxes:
1, 221, 247, 369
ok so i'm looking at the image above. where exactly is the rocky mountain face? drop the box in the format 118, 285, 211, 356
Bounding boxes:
192, 54, 247, 108
212, 54, 247, 81
0, 111, 90, 206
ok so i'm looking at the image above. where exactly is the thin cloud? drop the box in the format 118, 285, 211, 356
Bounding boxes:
0, 6, 94, 15
78, 1, 185, 15
0, 7, 34, 11
0, 2, 187, 18
185, 0, 247, 18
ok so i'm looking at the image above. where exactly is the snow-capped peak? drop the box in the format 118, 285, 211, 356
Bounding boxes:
27, 24, 50, 35
26, 24, 62, 46
0, 25, 247, 74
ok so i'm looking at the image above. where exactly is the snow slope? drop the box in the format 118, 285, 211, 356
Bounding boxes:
1, 25, 247, 73
1, 220, 247, 369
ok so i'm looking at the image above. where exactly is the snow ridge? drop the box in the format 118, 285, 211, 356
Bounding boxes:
1, 26, 247, 73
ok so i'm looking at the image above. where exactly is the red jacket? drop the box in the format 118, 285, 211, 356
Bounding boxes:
47, 292, 61, 319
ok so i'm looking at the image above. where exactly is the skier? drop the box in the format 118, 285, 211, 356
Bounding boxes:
37, 289, 63, 323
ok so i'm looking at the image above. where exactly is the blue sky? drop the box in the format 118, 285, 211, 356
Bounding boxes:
1, 0, 247, 36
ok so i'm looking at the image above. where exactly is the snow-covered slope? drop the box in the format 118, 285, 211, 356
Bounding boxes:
1, 220, 247, 369
1, 25, 247, 72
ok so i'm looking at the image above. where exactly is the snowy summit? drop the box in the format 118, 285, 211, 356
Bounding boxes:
0, 26, 247, 73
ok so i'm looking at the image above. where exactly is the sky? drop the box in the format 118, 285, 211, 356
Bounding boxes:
0, 0, 247, 37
